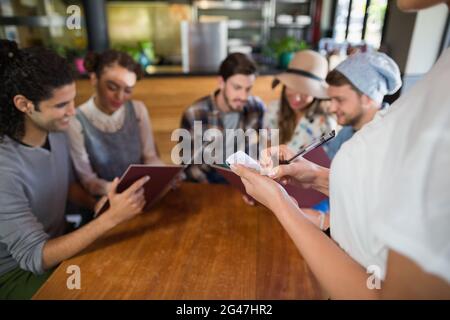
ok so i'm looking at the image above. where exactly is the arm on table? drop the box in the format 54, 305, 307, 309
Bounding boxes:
42, 176, 148, 270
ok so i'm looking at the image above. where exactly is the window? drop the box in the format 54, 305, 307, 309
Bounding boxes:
333, 0, 388, 49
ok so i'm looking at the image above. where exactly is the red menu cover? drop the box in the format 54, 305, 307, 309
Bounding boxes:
284, 146, 330, 207
96, 165, 185, 216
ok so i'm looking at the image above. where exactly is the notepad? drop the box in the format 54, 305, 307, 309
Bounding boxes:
226, 151, 262, 172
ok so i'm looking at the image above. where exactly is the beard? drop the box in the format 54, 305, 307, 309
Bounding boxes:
340, 110, 364, 128
223, 89, 247, 111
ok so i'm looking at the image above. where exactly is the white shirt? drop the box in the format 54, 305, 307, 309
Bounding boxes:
330, 48, 450, 282
68, 97, 163, 195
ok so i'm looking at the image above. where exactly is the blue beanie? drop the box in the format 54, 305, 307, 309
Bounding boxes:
334, 51, 402, 103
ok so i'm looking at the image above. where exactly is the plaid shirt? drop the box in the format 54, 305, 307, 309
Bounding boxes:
180, 90, 265, 183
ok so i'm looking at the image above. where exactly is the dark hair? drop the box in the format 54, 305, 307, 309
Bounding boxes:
84, 50, 144, 80
278, 86, 327, 144
219, 52, 257, 81
0, 39, 74, 142
325, 69, 362, 96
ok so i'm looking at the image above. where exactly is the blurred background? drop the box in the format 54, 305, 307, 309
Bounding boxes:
3, 0, 447, 80
1, 0, 448, 163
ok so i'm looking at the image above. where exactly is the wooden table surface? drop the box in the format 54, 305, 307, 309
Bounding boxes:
34, 183, 321, 300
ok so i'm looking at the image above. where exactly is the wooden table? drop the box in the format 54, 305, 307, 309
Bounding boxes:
34, 183, 322, 299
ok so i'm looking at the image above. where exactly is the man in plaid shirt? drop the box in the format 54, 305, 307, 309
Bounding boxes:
180, 53, 266, 183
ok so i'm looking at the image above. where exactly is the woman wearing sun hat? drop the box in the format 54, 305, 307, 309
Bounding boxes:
264, 50, 335, 151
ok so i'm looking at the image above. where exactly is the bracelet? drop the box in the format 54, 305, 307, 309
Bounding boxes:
319, 212, 326, 231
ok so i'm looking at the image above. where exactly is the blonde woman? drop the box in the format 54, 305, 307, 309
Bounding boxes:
264, 50, 335, 151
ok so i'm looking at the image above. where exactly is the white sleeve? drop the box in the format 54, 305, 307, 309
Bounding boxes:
375, 129, 450, 283
67, 117, 111, 196
133, 101, 164, 165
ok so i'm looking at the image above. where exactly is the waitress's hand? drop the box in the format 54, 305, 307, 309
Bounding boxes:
231, 164, 293, 212
259, 144, 295, 169
260, 145, 322, 189
301, 208, 330, 231
242, 194, 256, 206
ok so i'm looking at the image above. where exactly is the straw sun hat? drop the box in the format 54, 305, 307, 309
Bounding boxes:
273, 50, 329, 99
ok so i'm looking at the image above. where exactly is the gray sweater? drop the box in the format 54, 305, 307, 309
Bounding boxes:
0, 133, 70, 276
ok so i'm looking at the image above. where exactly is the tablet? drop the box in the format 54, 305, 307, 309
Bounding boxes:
96, 164, 185, 217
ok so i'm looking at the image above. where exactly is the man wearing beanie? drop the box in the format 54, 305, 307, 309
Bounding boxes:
308, 51, 402, 224
324, 51, 402, 160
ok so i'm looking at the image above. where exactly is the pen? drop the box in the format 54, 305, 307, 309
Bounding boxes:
279, 130, 336, 165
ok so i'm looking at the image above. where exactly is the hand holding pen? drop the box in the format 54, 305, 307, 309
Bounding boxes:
278, 130, 335, 165
259, 130, 335, 192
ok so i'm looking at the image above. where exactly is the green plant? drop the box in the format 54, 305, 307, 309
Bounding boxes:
48, 43, 85, 61
270, 37, 309, 60
265, 37, 310, 68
